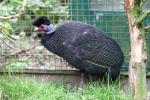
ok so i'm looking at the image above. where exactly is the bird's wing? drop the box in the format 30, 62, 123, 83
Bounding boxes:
71, 30, 122, 68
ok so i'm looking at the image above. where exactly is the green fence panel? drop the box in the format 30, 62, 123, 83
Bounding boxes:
69, 0, 150, 71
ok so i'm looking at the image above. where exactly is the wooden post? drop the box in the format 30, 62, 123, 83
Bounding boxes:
124, 0, 148, 99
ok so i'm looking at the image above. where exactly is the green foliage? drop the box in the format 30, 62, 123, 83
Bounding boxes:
0, 0, 22, 16
0, 76, 131, 100
0, 0, 68, 30
0, 21, 15, 42
0, 0, 68, 49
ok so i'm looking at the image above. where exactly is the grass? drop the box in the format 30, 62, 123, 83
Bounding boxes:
0, 75, 131, 100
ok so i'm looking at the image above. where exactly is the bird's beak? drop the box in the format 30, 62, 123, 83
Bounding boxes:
34, 27, 39, 31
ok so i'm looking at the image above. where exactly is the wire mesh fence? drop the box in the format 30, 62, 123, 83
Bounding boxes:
0, 0, 150, 72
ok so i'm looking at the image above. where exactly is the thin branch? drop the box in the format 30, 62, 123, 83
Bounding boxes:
0, 13, 24, 20
137, 9, 150, 24
1, 29, 16, 43
0, 37, 14, 49
1, 45, 36, 59
140, 0, 148, 9
11, 45, 36, 55
0, 0, 27, 20
144, 23, 150, 32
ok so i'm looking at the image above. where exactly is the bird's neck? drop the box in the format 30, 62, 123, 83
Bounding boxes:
44, 24, 55, 34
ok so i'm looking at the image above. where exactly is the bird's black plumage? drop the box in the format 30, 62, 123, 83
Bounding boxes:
33, 16, 124, 80
33, 16, 51, 27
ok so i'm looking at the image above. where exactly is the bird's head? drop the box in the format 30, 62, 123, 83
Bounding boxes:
33, 16, 55, 33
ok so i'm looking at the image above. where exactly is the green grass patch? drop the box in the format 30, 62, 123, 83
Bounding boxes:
0, 76, 131, 100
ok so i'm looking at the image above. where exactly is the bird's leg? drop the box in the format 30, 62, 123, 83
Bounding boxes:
88, 75, 93, 82
106, 67, 111, 85
79, 73, 85, 89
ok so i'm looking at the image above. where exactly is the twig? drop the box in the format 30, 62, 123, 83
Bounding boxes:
1, 45, 36, 60
0, 22, 4, 30
140, 0, 148, 9
144, 23, 150, 32
0, 13, 24, 20
0, 37, 14, 49
10, 45, 36, 55
137, 9, 150, 24
0, 0, 28, 20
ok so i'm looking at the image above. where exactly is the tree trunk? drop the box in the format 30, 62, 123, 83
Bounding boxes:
124, 0, 148, 99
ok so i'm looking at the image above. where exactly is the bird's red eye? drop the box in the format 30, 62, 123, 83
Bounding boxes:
39, 25, 44, 28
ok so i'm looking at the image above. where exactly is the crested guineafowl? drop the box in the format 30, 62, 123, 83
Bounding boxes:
33, 16, 124, 81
